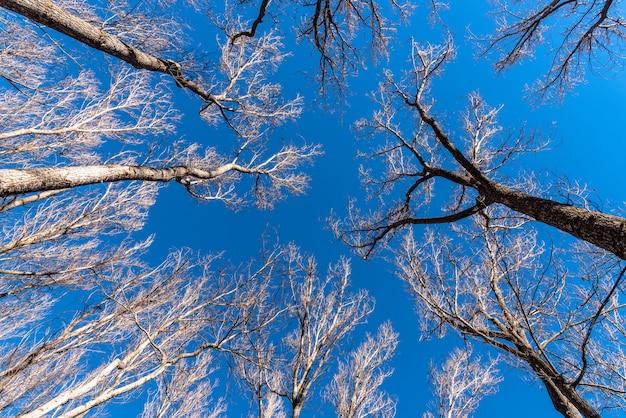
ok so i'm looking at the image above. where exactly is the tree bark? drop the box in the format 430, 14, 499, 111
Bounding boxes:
487, 183, 626, 260
0, 164, 242, 197
418, 104, 626, 260
521, 349, 600, 418
538, 376, 586, 418
0, 0, 214, 100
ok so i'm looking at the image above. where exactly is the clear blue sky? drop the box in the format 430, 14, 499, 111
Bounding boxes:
140, 2, 626, 417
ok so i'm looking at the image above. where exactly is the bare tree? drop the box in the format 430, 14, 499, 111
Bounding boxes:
0, 23, 313, 407
0, 11, 317, 208
423, 346, 501, 418
395, 210, 626, 418
280, 251, 375, 417
0, 0, 408, 416
325, 321, 398, 418
231, 246, 398, 418
327, 35, 626, 417
1, 0, 412, 105
232, 334, 288, 418
226, 0, 413, 96
140, 352, 227, 418
0, 4, 318, 379
1, 247, 283, 417
477, 0, 626, 100
1, 0, 277, 113
297, 0, 412, 95
8, 1, 622, 417
333, 37, 626, 260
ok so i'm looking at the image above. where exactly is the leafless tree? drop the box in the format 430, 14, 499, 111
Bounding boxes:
0, 10, 318, 209
423, 345, 501, 418
280, 251, 375, 417
2, 0, 412, 105
0, 0, 410, 416
328, 35, 626, 417
298, 0, 413, 95
8, 1, 623, 416
0, 29, 310, 413
325, 321, 398, 418
1, 0, 283, 115
225, 0, 413, 96
395, 210, 626, 418
0, 0, 318, 364
231, 246, 398, 418
140, 351, 227, 418
477, 0, 626, 101
332, 36, 626, 260
1, 246, 283, 417
232, 334, 288, 418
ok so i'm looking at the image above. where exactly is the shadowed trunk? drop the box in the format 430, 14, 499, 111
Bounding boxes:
540, 379, 588, 418
521, 350, 600, 418
487, 183, 626, 260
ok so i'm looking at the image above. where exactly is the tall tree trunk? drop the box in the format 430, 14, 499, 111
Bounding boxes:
420, 107, 626, 260
487, 183, 626, 260
0, 164, 244, 197
507, 343, 600, 418
0, 0, 213, 99
525, 357, 600, 418
538, 373, 601, 418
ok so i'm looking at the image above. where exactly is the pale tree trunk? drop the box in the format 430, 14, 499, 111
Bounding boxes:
18, 359, 123, 418
291, 401, 303, 418
0, 164, 248, 197
0, 0, 213, 99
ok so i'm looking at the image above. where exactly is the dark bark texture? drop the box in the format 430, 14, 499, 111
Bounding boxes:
487, 183, 626, 260
521, 349, 600, 418
420, 104, 626, 260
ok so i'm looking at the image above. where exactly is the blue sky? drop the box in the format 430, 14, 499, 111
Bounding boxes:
3, 1, 626, 416
137, 1, 626, 417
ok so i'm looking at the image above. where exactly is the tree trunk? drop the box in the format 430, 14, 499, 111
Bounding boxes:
488, 183, 626, 260
539, 376, 596, 418
0, 0, 213, 99
534, 368, 600, 418
0, 164, 239, 197
515, 346, 601, 418
291, 402, 302, 418
421, 108, 626, 260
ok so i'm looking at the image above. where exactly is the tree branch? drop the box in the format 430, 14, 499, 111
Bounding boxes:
0, 0, 216, 101
0, 163, 256, 197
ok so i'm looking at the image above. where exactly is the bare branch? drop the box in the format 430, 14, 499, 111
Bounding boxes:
478, 0, 626, 101
424, 345, 501, 418
325, 321, 398, 418
395, 216, 626, 417
335, 38, 626, 259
